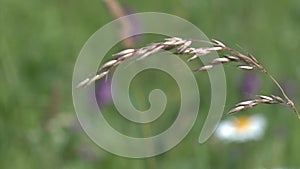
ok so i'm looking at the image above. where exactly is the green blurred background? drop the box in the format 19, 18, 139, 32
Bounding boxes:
1, 0, 300, 168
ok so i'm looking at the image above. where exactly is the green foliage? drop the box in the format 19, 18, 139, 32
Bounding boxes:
1, 0, 300, 168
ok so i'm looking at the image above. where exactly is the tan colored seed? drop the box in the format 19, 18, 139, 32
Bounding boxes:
187, 54, 199, 62
118, 53, 133, 61
177, 41, 192, 53
224, 55, 239, 61
228, 106, 246, 114
183, 47, 196, 54
197, 65, 213, 71
173, 39, 187, 45
165, 37, 182, 41
211, 39, 226, 47
194, 48, 210, 57
101, 60, 118, 69
238, 65, 254, 70
259, 95, 273, 101
113, 49, 135, 56
271, 95, 285, 103
87, 71, 109, 85
236, 100, 256, 106
76, 78, 90, 88
207, 46, 223, 51
211, 57, 230, 64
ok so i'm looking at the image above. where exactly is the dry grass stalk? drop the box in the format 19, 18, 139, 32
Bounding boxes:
102, 0, 136, 47
228, 95, 286, 114
77, 37, 300, 119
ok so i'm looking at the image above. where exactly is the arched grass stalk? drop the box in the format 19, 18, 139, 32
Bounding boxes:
77, 37, 300, 119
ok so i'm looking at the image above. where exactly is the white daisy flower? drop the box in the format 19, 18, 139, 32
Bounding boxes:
215, 114, 267, 142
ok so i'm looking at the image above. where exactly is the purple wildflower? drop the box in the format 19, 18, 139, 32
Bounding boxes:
95, 78, 112, 107
239, 72, 261, 99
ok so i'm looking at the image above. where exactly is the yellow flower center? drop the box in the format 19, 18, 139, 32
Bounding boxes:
234, 116, 251, 131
